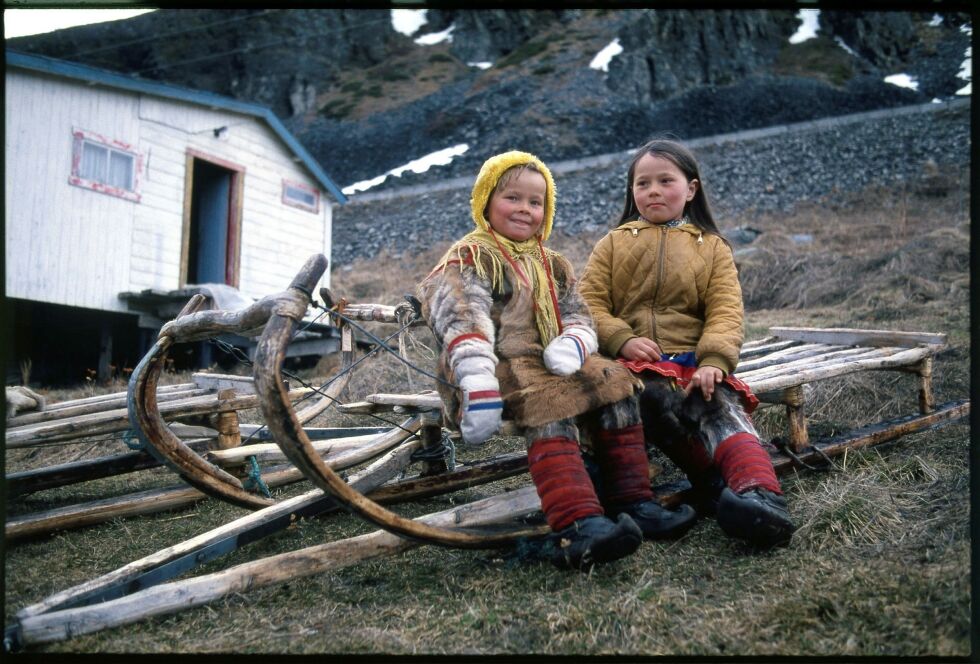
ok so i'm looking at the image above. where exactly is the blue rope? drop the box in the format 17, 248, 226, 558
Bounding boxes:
242, 455, 272, 499
122, 429, 143, 450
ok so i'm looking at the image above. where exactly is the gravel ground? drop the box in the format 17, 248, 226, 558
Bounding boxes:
331, 100, 970, 265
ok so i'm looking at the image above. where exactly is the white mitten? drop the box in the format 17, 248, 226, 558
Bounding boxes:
454, 356, 503, 446
543, 325, 598, 376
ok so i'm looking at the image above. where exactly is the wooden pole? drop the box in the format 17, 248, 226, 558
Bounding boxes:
417, 409, 448, 477
210, 388, 242, 450
783, 385, 809, 453
6, 388, 209, 429
917, 357, 934, 414
744, 345, 937, 394
5, 387, 314, 448
6, 439, 211, 497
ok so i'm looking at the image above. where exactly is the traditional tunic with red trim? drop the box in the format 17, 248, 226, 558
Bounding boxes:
619, 358, 759, 414
418, 244, 640, 429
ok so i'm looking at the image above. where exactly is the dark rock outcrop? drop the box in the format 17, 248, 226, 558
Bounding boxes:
8, 8, 970, 193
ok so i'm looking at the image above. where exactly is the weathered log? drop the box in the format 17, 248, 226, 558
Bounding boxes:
735, 346, 898, 381
210, 389, 242, 450
335, 400, 383, 414
744, 345, 940, 394
365, 392, 443, 409
769, 326, 946, 348
739, 335, 779, 350
5, 387, 314, 448
206, 432, 383, 466
6, 388, 209, 429
38, 383, 196, 412
190, 373, 260, 394
733, 344, 852, 374
6, 439, 212, 497
784, 385, 810, 452
736, 339, 799, 359
12, 486, 547, 648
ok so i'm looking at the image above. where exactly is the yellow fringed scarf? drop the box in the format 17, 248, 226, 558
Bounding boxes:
434, 228, 562, 345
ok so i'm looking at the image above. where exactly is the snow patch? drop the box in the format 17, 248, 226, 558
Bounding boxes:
957, 46, 971, 80
343, 144, 470, 195
884, 73, 919, 90
391, 9, 427, 37
415, 24, 454, 45
589, 38, 623, 72
789, 9, 820, 44
956, 45, 971, 95
928, 14, 943, 27
468, 62, 492, 70
834, 36, 857, 57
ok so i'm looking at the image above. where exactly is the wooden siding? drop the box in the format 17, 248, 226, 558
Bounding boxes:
5, 69, 332, 316
138, 97, 332, 298
5, 71, 138, 312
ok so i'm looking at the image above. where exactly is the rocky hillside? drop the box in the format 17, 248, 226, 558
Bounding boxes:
330, 100, 970, 265
9, 8, 971, 192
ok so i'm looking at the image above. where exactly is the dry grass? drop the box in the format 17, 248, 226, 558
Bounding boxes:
3, 171, 971, 655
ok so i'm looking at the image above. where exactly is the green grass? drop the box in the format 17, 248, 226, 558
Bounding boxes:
497, 41, 548, 68
773, 35, 856, 87
4, 172, 971, 655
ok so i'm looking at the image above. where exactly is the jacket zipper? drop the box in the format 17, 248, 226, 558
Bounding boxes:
649, 225, 668, 347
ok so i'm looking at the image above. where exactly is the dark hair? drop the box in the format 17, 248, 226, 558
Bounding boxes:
616, 139, 724, 241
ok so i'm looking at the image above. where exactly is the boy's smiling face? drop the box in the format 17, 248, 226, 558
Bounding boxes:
486, 169, 547, 241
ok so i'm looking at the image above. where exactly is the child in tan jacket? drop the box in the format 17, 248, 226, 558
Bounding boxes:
580, 139, 795, 548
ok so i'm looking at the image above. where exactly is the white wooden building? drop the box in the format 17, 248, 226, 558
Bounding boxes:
5, 50, 348, 383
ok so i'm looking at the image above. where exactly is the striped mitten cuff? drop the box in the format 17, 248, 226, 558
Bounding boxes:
543, 325, 598, 376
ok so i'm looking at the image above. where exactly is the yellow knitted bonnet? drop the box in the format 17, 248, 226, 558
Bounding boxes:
470, 150, 556, 241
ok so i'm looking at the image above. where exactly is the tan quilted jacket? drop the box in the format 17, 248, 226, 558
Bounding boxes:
579, 219, 744, 375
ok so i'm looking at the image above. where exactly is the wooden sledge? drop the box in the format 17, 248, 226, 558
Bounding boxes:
4, 253, 969, 652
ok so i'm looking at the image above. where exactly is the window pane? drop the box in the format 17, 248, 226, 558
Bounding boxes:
108, 151, 134, 191
80, 142, 107, 181
285, 184, 315, 207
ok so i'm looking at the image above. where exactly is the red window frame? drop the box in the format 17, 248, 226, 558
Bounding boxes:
281, 178, 320, 213
69, 127, 142, 202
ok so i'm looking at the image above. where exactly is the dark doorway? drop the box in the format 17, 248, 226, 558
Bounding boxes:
187, 158, 235, 285
180, 151, 244, 369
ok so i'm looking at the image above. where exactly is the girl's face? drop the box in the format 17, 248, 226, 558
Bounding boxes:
486, 169, 547, 241
631, 153, 698, 224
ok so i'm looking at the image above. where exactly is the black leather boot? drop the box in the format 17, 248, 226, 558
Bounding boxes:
687, 468, 726, 517
547, 513, 643, 571
716, 487, 796, 547
612, 499, 697, 540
